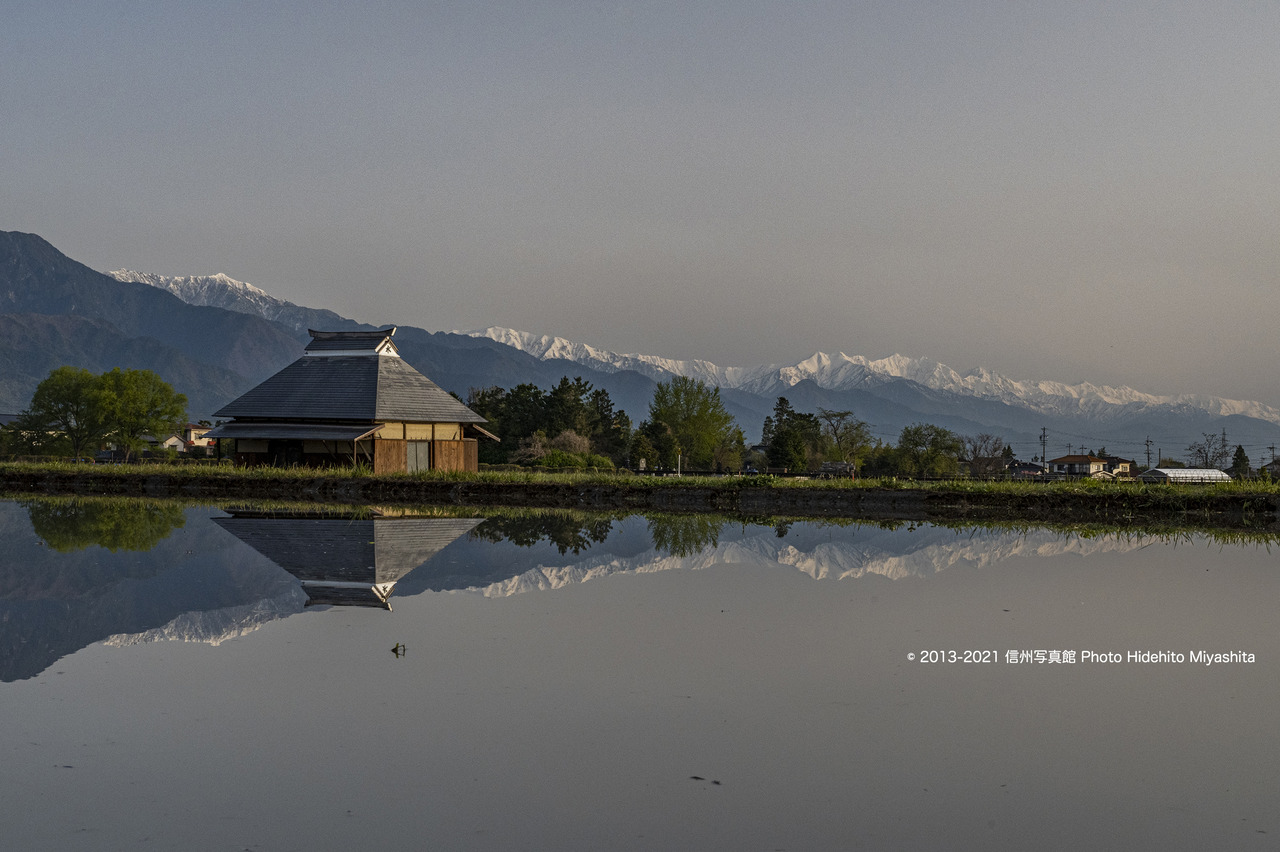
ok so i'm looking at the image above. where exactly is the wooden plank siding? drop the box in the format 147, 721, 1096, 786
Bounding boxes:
432, 439, 477, 472
374, 437, 478, 473
375, 439, 407, 475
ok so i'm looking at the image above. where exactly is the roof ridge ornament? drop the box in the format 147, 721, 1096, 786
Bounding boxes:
304, 327, 399, 357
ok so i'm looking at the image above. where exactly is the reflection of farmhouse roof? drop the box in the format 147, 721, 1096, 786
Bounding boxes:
1137, 468, 1232, 483
213, 513, 483, 609
212, 327, 484, 423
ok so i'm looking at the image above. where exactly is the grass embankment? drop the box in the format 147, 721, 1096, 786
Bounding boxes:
1, 461, 1278, 529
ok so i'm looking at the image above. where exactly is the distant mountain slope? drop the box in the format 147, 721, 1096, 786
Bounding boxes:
0, 313, 253, 417
0, 231, 304, 417
108, 270, 367, 335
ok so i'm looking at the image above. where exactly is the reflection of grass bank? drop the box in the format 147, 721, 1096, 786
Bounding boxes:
2, 461, 1278, 530
10, 491, 1280, 551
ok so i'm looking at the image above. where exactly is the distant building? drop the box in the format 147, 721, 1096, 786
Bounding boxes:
1007, 462, 1046, 479
1047, 454, 1107, 477
1097, 455, 1136, 478
184, 423, 214, 449
206, 327, 494, 472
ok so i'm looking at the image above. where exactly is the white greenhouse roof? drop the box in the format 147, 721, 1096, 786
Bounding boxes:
1137, 468, 1232, 483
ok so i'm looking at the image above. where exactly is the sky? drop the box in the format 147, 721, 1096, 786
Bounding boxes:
4, 1, 1280, 406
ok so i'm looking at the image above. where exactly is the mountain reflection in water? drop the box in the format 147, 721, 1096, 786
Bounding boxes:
5, 497, 1280, 850
0, 498, 1246, 683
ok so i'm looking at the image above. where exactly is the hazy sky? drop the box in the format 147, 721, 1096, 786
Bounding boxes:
5, 2, 1279, 405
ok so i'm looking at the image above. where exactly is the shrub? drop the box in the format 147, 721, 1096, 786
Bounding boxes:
540, 449, 586, 469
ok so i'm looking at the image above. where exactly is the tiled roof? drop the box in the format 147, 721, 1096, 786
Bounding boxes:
304, 327, 398, 354
214, 354, 485, 423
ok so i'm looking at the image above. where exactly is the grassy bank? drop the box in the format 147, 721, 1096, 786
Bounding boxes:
1, 461, 1277, 529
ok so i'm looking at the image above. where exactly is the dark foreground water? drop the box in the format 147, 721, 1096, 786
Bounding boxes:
2, 498, 1277, 851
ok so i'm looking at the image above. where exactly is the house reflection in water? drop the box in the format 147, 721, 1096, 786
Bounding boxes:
213, 511, 482, 609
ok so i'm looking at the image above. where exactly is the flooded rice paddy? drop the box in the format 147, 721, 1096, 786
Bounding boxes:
2, 498, 1277, 850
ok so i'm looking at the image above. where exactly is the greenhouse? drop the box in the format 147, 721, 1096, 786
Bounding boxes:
1137, 467, 1232, 483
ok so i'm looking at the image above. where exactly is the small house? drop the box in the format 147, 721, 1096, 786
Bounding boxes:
205, 327, 493, 472
1097, 455, 1136, 478
1047, 454, 1108, 477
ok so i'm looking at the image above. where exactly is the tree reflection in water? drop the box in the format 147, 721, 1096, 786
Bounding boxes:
647, 514, 726, 557
22, 497, 186, 552
469, 511, 616, 555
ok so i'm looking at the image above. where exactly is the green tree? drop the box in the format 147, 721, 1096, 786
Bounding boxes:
646, 376, 742, 471
466, 379, 632, 466
1229, 444, 1251, 478
98, 368, 188, 460
631, 419, 680, 469
16, 366, 109, 458
762, 397, 824, 472
588, 387, 632, 462
817, 408, 871, 468
896, 423, 963, 478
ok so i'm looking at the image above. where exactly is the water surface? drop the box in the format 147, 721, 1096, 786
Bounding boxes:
3, 499, 1276, 850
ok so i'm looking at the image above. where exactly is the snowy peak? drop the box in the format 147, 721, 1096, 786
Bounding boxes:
461, 326, 1280, 427
110, 269, 272, 302
462, 326, 771, 388
109, 269, 359, 335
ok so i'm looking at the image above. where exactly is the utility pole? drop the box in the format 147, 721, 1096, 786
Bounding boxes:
1145, 436, 1153, 470
1040, 427, 1047, 470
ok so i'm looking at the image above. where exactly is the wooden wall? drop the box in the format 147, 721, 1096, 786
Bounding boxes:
375, 439, 407, 475
432, 439, 478, 472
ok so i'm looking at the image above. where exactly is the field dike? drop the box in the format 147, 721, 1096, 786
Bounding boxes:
2, 467, 1278, 530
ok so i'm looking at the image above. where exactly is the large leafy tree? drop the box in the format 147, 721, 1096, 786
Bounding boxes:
817, 408, 872, 468
15, 366, 109, 458
643, 376, 742, 471
895, 423, 963, 478
98, 368, 188, 460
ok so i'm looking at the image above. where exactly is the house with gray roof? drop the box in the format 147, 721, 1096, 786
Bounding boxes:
206, 327, 493, 472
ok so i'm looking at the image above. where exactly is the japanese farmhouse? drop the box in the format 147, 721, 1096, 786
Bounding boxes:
206, 327, 492, 472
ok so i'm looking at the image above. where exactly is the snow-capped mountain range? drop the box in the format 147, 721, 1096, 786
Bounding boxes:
107, 266, 1280, 448
462, 327, 1280, 427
